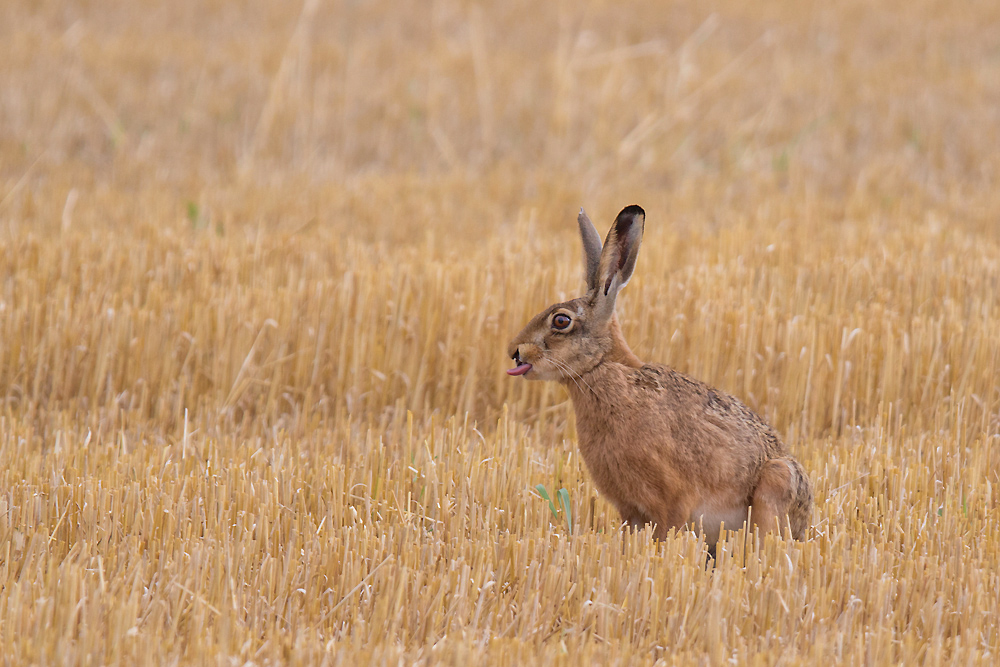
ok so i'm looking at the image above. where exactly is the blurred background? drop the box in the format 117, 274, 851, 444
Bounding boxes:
3, 0, 998, 240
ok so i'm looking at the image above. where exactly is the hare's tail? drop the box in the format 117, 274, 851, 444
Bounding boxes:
750, 456, 813, 540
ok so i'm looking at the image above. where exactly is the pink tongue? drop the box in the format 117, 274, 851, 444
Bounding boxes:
507, 363, 532, 376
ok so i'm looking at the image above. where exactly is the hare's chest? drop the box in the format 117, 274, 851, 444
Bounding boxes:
575, 433, 630, 503
575, 426, 656, 495
576, 430, 617, 473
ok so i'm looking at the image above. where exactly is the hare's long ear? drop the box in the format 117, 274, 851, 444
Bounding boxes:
592, 205, 645, 320
578, 208, 603, 291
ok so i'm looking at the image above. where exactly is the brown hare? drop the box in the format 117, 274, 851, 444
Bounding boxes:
507, 205, 812, 546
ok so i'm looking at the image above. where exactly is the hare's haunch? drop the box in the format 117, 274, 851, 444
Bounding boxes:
507, 206, 813, 543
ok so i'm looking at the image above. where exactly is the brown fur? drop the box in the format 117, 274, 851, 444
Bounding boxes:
507, 206, 813, 544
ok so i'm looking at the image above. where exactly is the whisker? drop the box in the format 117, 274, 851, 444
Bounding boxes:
545, 354, 584, 394
554, 358, 596, 395
543, 353, 598, 398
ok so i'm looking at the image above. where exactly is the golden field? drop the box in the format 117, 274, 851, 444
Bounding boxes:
1, 0, 999, 663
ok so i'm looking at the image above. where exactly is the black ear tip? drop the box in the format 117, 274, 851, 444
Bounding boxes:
619, 204, 645, 218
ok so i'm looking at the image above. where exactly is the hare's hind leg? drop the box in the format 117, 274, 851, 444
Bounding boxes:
750, 457, 813, 540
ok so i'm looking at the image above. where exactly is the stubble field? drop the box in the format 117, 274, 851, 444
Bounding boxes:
1, 0, 999, 664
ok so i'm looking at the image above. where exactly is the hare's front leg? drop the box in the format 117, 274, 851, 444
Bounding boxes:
628, 489, 696, 541
650, 498, 697, 541
615, 504, 651, 533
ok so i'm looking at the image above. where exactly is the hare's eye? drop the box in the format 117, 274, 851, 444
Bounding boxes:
552, 314, 572, 330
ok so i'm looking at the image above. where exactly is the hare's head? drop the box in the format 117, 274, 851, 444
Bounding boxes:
506, 205, 645, 381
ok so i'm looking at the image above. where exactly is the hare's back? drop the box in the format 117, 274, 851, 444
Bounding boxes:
637, 364, 787, 462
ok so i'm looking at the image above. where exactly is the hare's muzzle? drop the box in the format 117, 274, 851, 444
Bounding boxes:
507, 350, 532, 376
